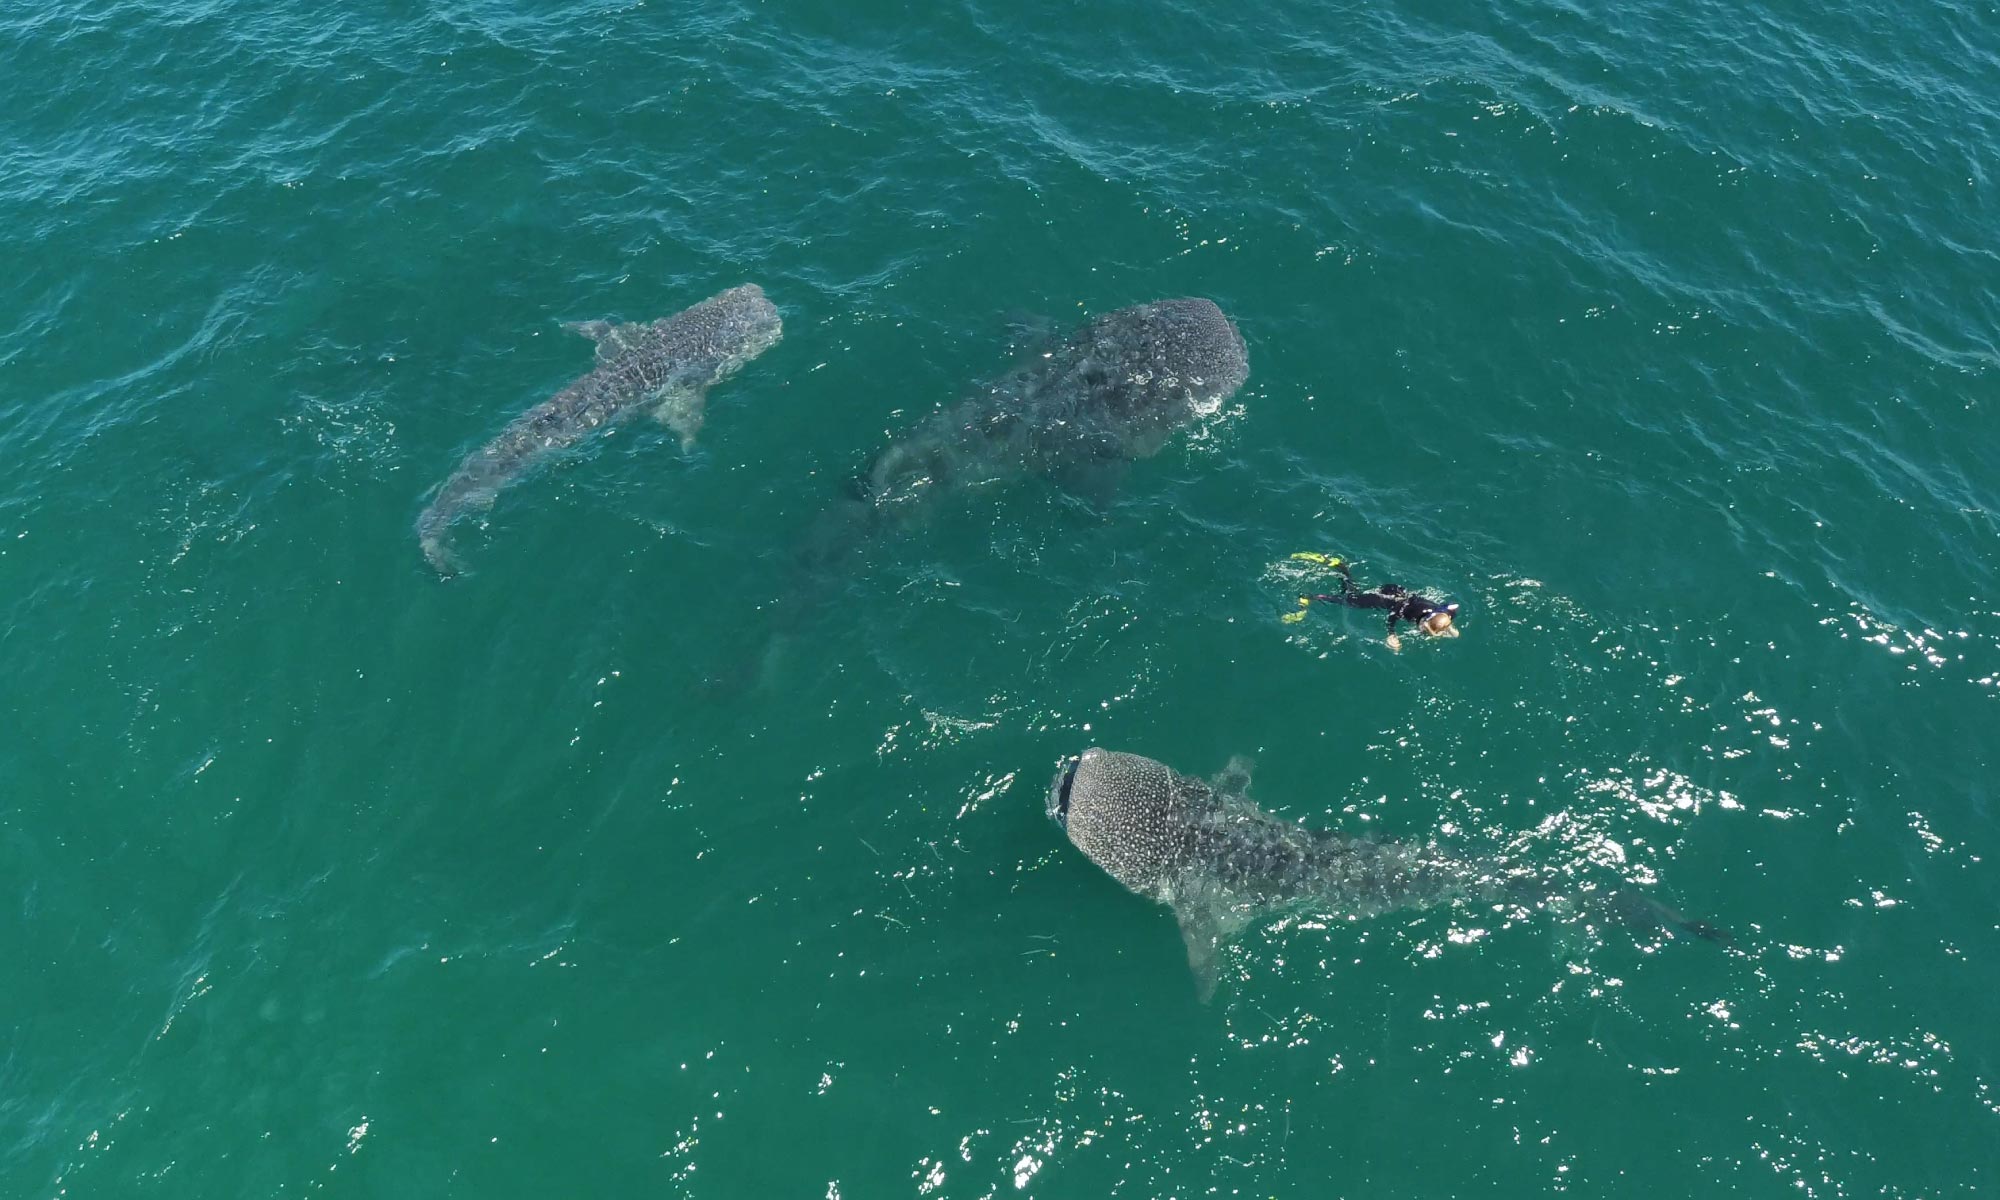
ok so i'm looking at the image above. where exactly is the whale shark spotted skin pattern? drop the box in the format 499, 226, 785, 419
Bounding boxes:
1047, 748, 1725, 999
417, 283, 782, 575
800, 297, 1248, 573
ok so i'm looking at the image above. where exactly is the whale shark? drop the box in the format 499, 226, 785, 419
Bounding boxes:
797, 297, 1248, 575
416, 282, 782, 575
1047, 748, 1725, 999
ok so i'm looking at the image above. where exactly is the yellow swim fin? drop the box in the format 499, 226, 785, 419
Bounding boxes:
1289, 552, 1343, 569
1280, 596, 1312, 624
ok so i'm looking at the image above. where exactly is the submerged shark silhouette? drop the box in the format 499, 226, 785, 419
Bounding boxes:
796, 297, 1248, 576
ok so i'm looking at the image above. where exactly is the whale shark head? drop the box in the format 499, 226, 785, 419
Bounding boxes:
1068, 297, 1248, 436
1047, 748, 1194, 900
1024, 300, 1240, 464
1116, 297, 1248, 403
667, 283, 784, 377
1047, 755, 1081, 827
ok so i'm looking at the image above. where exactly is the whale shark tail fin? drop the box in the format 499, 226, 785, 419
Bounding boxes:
418, 529, 468, 578
415, 502, 469, 578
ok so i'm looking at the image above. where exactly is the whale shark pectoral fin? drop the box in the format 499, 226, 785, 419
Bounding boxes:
1121, 424, 1176, 461
564, 319, 650, 364
1178, 909, 1223, 1004
1213, 755, 1256, 800
1001, 310, 1058, 355
1046, 456, 1130, 510
1173, 892, 1250, 1004
652, 383, 708, 450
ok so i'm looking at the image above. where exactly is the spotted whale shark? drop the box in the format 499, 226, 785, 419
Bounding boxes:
417, 283, 782, 575
1048, 748, 1726, 999
797, 297, 1248, 575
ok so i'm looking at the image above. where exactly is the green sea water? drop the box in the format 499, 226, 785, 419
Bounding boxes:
4, 0, 1997, 1195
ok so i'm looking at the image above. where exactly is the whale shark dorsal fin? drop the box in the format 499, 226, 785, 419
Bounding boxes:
564, 319, 650, 364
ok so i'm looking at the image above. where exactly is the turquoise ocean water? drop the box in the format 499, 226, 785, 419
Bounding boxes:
4, 0, 1997, 1194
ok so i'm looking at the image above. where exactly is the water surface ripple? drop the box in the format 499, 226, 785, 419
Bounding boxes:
2, 0, 1995, 1195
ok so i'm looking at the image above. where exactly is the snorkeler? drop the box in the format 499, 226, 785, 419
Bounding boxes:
1281, 554, 1460, 652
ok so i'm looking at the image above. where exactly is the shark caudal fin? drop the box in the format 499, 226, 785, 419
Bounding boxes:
419, 534, 467, 578
415, 506, 470, 578
415, 460, 505, 578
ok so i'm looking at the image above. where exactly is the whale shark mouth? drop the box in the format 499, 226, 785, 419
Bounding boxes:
1049, 756, 1081, 827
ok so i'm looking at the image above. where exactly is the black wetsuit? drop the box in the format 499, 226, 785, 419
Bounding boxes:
1312, 563, 1454, 636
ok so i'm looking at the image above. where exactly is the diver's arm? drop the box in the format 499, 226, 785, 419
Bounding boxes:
1384, 612, 1403, 651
